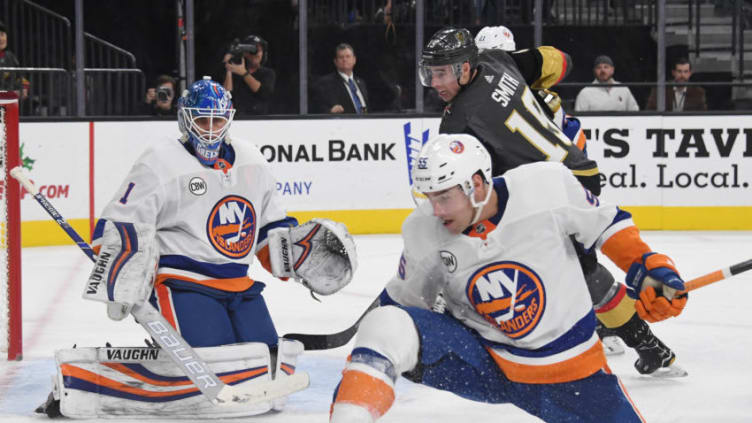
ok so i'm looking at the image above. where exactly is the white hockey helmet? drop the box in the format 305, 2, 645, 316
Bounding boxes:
411, 134, 493, 223
475, 25, 516, 52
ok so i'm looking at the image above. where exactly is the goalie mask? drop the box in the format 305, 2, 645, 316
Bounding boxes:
419, 27, 478, 88
475, 25, 516, 52
411, 134, 493, 225
178, 76, 236, 166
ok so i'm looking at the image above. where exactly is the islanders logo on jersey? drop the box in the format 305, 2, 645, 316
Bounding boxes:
206, 195, 256, 259
466, 261, 546, 339
449, 140, 464, 154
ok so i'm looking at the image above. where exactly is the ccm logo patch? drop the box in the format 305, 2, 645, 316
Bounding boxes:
466, 261, 546, 339
189, 177, 207, 196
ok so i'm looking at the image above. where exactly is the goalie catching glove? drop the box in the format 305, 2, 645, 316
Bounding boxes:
82, 221, 159, 320
268, 218, 357, 295
626, 252, 688, 323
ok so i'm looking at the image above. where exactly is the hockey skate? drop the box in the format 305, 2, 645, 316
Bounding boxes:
35, 392, 61, 418
612, 314, 687, 378
596, 322, 625, 356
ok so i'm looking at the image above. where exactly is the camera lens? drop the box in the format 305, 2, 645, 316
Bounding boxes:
157, 87, 172, 103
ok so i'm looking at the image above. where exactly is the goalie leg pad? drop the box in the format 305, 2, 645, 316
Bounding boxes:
268, 218, 357, 295
271, 338, 305, 411
83, 220, 159, 321
54, 343, 276, 419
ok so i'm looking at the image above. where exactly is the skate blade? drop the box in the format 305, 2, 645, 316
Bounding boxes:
649, 363, 688, 378
601, 336, 626, 356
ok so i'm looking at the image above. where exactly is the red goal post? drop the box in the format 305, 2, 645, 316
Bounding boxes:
1, 92, 22, 360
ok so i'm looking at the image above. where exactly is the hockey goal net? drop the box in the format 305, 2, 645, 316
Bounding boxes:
0, 92, 22, 360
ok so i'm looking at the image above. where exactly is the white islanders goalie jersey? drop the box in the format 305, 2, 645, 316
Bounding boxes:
94, 137, 293, 292
386, 162, 637, 384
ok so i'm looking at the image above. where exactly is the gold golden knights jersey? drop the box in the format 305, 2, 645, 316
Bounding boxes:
385, 162, 638, 384
94, 137, 295, 292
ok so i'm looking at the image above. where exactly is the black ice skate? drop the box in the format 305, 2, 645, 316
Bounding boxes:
611, 314, 688, 378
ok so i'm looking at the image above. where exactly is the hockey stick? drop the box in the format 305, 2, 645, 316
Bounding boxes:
10, 167, 309, 405
681, 258, 752, 293
283, 297, 380, 350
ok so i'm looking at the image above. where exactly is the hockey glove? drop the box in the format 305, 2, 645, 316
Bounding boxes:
268, 218, 357, 295
626, 252, 688, 323
82, 221, 159, 321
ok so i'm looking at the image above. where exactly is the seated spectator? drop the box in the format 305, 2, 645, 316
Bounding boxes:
222, 35, 275, 115
139, 75, 177, 115
575, 55, 639, 111
0, 21, 29, 101
312, 43, 369, 114
646, 57, 707, 111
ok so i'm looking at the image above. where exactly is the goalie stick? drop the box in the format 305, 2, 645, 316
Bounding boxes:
10, 166, 309, 405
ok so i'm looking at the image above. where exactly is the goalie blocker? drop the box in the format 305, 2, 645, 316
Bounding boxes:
268, 218, 357, 295
39, 339, 304, 419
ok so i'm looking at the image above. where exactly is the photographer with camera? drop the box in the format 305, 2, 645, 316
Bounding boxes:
139, 74, 177, 116
222, 35, 275, 115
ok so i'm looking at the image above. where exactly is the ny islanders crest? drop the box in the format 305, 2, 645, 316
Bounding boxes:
466, 261, 546, 339
206, 195, 256, 258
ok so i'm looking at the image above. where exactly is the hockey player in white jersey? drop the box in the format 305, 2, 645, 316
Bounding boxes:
36, 77, 357, 419
329, 134, 687, 422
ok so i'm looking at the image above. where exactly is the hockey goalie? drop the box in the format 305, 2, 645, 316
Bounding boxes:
36, 77, 357, 419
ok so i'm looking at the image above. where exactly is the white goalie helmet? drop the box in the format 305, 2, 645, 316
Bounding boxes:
411, 134, 493, 222
475, 25, 516, 52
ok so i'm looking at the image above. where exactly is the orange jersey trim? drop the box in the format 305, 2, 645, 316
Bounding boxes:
487, 340, 606, 384
334, 369, 395, 418
154, 273, 254, 292
600, 226, 651, 273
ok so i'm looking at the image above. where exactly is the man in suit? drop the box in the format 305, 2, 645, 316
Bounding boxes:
646, 58, 707, 111
313, 43, 369, 114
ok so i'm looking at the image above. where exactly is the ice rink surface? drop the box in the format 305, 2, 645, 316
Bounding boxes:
1, 231, 751, 422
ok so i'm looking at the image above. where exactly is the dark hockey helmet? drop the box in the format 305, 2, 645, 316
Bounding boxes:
419, 27, 478, 87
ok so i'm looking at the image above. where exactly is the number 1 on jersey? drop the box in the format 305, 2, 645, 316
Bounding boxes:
119, 182, 136, 204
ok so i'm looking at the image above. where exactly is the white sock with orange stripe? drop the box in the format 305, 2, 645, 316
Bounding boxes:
330, 306, 420, 422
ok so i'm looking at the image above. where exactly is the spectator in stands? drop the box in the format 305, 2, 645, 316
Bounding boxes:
646, 57, 707, 111
139, 75, 178, 115
0, 21, 29, 101
312, 43, 369, 114
222, 35, 275, 115
575, 55, 639, 111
